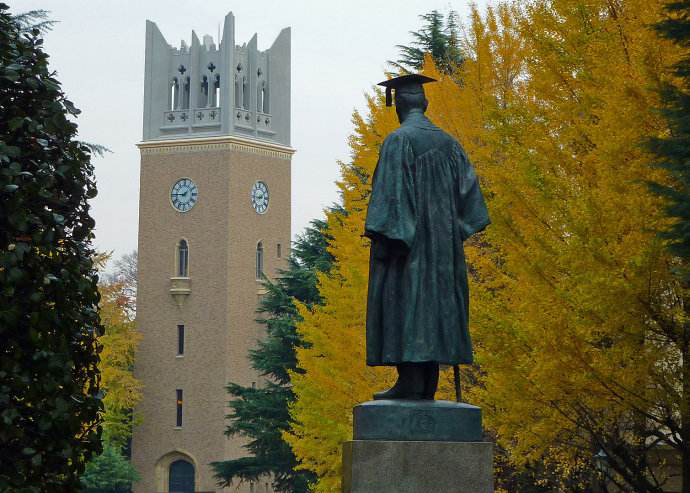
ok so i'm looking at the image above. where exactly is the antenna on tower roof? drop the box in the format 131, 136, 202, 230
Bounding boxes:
218, 23, 220, 46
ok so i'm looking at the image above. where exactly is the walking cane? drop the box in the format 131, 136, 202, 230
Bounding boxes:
453, 364, 462, 403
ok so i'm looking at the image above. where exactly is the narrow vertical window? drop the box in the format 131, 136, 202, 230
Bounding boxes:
256, 241, 264, 279
214, 75, 221, 107
177, 324, 184, 355
234, 75, 241, 108
277, 243, 281, 258
182, 77, 190, 109
257, 83, 264, 113
170, 77, 179, 111
176, 389, 183, 427
200, 76, 209, 108
242, 77, 249, 109
178, 240, 188, 277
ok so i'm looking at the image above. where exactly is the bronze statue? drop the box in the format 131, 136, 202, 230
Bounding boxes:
364, 74, 490, 401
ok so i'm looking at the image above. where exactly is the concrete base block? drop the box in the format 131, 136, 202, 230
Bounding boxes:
354, 400, 482, 442
342, 440, 493, 493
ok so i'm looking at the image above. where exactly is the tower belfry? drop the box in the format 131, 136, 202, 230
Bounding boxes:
133, 12, 292, 493
143, 12, 290, 145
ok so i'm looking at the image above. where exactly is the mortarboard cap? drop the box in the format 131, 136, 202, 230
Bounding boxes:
378, 74, 437, 107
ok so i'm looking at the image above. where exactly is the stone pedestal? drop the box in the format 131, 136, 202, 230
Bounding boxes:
343, 400, 493, 493
342, 440, 493, 493
354, 400, 482, 442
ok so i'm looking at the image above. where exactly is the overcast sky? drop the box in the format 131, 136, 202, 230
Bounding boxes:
12, 0, 488, 263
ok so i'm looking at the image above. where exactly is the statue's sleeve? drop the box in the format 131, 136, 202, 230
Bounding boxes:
364, 133, 416, 249
456, 144, 490, 241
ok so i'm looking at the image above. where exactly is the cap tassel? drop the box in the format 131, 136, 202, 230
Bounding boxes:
385, 87, 392, 107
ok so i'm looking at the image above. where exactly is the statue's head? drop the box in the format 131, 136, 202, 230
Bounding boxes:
395, 89, 428, 121
377, 73, 436, 123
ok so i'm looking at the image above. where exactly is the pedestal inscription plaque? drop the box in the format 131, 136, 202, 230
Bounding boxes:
353, 400, 482, 442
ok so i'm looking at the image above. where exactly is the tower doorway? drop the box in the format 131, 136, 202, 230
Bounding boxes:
169, 459, 195, 493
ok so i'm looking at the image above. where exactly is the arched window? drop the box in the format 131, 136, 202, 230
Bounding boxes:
170, 77, 179, 111
182, 77, 190, 109
178, 240, 189, 277
200, 76, 209, 108
256, 82, 269, 114
256, 241, 264, 279
169, 459, 194, 493
242, 76, 249, 109
234, 75, 241, 109
262, 85, 269, 113
214, 74, 221, 107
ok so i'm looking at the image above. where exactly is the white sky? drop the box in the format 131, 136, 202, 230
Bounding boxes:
12, 0, 488, 262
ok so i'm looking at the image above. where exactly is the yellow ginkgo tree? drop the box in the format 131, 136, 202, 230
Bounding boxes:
285, 5, 525, 491
95, 253, 143, 448
287, 1, 686, 491
466, 0, 686, 491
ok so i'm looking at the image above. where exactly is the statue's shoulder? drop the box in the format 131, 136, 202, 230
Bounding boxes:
382, 127, 411, 148
406, 116, 453, 139
423, 120, 458, 143
403, 118, 461, 155
423, 121, 464, 153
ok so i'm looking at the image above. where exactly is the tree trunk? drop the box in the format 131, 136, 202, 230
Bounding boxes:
682, 320, 689, 493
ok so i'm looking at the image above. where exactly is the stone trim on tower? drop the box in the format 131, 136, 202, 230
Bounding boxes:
138, 134, 295, 160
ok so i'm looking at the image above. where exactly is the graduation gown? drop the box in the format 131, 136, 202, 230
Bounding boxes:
364, 111, 490, 366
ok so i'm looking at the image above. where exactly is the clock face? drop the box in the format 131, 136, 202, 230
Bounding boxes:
251, 181, 269, 214
170, 178, 198, 212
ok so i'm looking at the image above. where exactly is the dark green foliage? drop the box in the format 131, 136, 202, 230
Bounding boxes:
648, 3, 690, 492
11, 9, 55, 34
390, 9, 464, 74
80, 443, 140, 493
0, 4, 103, 492
649, 1, 690, 276
212, 219, 332, 493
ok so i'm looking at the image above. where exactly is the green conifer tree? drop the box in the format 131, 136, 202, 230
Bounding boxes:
649, 2, 690, 490
80, 443, 140, 493
390, 9, 464, 74
651, 1, 690, 269
211, 218, 333, 493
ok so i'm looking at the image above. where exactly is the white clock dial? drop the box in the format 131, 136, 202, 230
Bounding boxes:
251, 181, 269, 214
170, 178, 198, 212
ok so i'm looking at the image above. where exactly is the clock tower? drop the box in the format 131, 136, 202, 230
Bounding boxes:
132, 13, 292, 493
